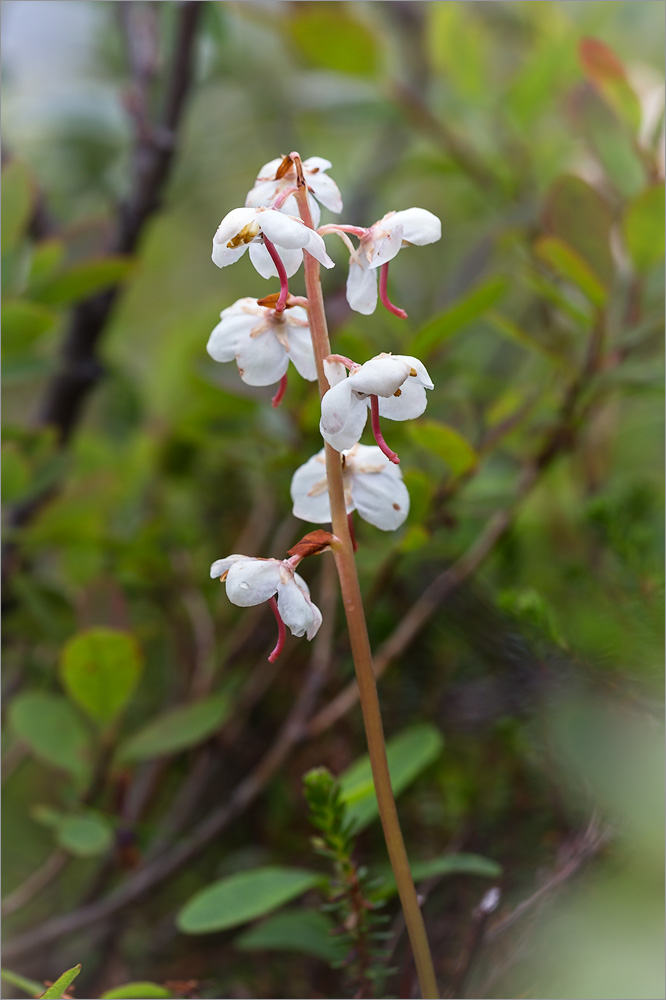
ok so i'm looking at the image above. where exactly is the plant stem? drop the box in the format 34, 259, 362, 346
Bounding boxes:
291, 153, 439, 998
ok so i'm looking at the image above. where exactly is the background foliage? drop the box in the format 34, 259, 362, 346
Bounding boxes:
2, 2, 664, 998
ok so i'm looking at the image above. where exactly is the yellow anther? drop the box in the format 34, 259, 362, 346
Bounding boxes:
227, 221, 261, 248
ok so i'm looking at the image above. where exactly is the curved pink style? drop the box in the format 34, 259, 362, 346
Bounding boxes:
379, 262, 407, 319
271, 373, 288, 408
262, 236, 290, 312
370, 394, 400, 464
267, 596, 286, 662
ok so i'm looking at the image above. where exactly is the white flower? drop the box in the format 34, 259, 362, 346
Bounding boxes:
212, 206, 334, 279
346, 208, 441, 315
210, 555, 322, 640
207, 298, 316, 387
319, 353, 434, 452
245, 156, 343, 229
291, 444, 410, 531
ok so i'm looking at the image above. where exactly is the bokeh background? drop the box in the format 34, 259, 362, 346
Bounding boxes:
2, 3, 664, 999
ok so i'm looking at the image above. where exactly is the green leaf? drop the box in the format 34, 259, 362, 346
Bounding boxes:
117, 692, 231, 762
34, 257, 134, 306
1, 160, 34, 251
2, 444, 31, 502
1, 967, 44, 998
412, 277, 507, 356
340, 723, 445, 832
101, 983, 172, 999
486, 311, 573, 368
8, 692, 91, 784
235, 909, 345, 962
377, 853, 502, 899
29, 239, 66, 287
177, 866, 322, 935
624, 185, 666, 272
408, 420, 478, 477
60, 628, 143, 727
534, 236, 607, 307
543, 175, 614, 286
39, 965, 82, 999
579, 38, 641, 132
288, 11, 378, 76
2, 299, 58, 353
54, 811, 114, 857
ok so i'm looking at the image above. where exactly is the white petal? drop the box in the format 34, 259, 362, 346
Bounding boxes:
351, 465, 410, 530
320, 379, 369, 451
211, 241, 249, 269
376, 378, 428, 420
291, 451, 332, 523
235, 326, 289, 387
277, 578, 322, 639
207, 300, 260, 363
346, 254, 379, 314
245, 178, 281, 209
258, 210, 312, 249
388, 208, 441, 245
213, 207, 258, 245
323, 358, 348, 388
345, 443, 389, 475
210, 554, 246, 579
302, 228, 335, 268
303, 156, 333, 172
225, 559, 281, 607
303, 193, 321, 229
284, 313, 317, 381
368, 224, 404, 268
349, 355, 412, 397
394, 354, 434, 389
307, 171, 343, 213
254, 157, 284, 181
249, 242, 303, 279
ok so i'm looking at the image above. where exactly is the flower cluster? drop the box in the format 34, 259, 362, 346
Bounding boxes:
207, 153, 440, 659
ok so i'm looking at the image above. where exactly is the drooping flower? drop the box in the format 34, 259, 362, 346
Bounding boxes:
319, 353, 434, 459
345, 208, 441, 315
212, 206, 334, 279
291, 444, 410, 531
210, 554, 322, 660
245, 156, 343, 229
207, 297, 316, 388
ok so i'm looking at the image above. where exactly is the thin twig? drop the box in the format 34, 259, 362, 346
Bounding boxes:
1, 850, 69, 918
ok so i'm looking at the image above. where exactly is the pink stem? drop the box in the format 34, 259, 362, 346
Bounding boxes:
318, 224, 370, 238
370, 395, 400, 464
271, 373, 288, 408
347, 511, 358, 552
327, 353, 357, 370
267, 596, 286, 662
262, 236, 289, 313
271, 185, 299, 210
379, 262, 407, 319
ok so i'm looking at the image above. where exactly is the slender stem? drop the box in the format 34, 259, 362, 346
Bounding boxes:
290, 152, 439, 999
267, 597, 286, 663
379, 261, 408, 318
370, 395, 400, 464
271, 373, 288, 409
347, 511, 358, 553
262, 236, 289, 312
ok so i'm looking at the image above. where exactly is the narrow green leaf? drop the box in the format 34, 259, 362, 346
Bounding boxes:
579, 38, 642, 132
543, 175, 614, 286
534, 236, 606, 307
34, 257, 134, 306
29, 239, 66, 286
1, 160, 34, 250
288, 11, 378, 76
486, 311, 573, 368
100, 983, 172, 999
177, 867, 322, 935
408, 420, 478, 477
60, 628, 143, 727
54, 811, 114, 857
39, 965, 82, 999
8, 692, 91, 784
1, 444, 31, 502
1, 967, 44, 998
117, 691, 231, 762
2, 299, 58, 354
377, 853, 502, 899
412, 277, 507, 356
623, 185, 665, 272
340, 724, 445, 832
235, 909, 346, 962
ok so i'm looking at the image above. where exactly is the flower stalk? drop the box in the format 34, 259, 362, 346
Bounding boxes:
290, 151, 439, 999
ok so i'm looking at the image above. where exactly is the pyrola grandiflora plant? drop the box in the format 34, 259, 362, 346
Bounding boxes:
207, 153, 441, 998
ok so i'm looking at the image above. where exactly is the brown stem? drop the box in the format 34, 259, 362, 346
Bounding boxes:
290, 152, 439, 998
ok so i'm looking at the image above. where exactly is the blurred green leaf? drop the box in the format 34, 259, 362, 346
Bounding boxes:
60, 628, 143, 727
412, 277, 507, 356
623, 184, 666, 272
39, 965, 82, 999
116, 691, 231, 762
408, 420, 478, 477
177, 866, 322, 935
8, 692, 91, 785
1, 968, 44, 998
486, 311, 572, 368
2, 299, 58, 353
2, 444, 31, 502
576, 89, 645, 198
377, 853, 502, 898
340, 723, 444, 832
1, 160, 34, 251
53, 810, 114, 857
543, 175, 614, 286
288, 10, 378, 76
34, 256, 134, 305
29, 239, 66, 287
427, 3, 487, 99
235, 909, 345, 962
100, 985, 172, 1000
534, 236, 606, 307
579, 38, 641, 133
